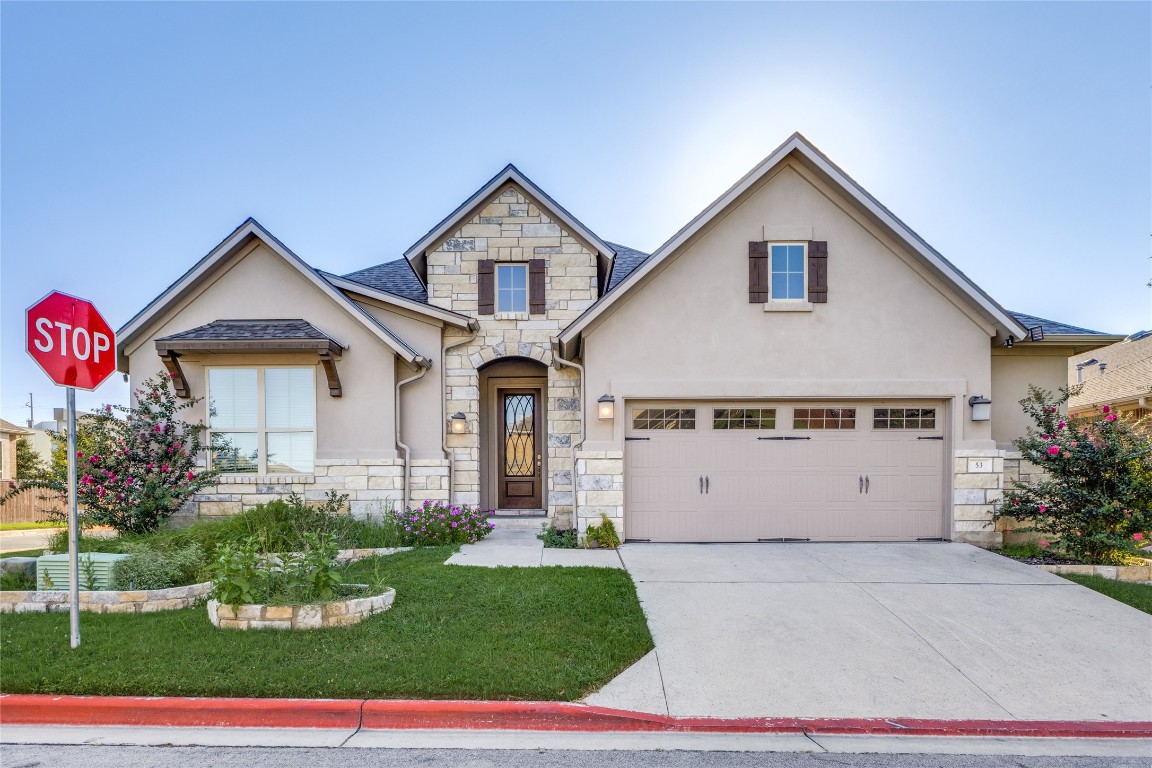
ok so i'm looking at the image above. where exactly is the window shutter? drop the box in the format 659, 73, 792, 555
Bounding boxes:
807, 240, 828, 303
529, 259, 546, 314
748, 241, 769, 303
478, 259, 495, 314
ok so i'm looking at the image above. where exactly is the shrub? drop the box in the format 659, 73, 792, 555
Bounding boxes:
583, 514, 620, 549
538, 523, 579, 549
0, 570, 37, 591
110, 544, 208, 590
209, 532, 345, 608
2, 372, 225, 534
395, 501, 494, 546
995, 386, 1152, 564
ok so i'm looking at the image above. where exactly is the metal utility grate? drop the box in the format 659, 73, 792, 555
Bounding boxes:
37, 553, 129, 591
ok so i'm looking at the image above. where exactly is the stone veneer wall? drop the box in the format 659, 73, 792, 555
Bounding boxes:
207, 589, 395, 630
187, 457, 449, 519
575, 451, 624, 539
951, 449, 1005, 547
433, 186, 599, 526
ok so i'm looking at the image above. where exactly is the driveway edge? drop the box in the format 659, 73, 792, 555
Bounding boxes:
2, 694, 1150, 738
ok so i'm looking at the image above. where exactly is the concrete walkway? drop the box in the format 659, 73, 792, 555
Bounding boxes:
445, 517, 623, 569
586, 542, 1152, 722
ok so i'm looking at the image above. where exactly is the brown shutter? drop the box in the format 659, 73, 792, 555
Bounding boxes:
748, 241, 769, 303
478, 259, 495, 315
529, 259, 546, 314
807, 240, 828, 303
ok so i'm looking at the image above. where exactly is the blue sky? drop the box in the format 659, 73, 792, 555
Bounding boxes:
2, 2, 1149, 424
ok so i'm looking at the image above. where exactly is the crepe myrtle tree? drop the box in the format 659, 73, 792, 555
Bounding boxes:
995, 386, 1152, 563
2, 372, 228, 534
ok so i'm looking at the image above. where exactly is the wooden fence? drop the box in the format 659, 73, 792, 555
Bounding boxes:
0, 485, 66, 524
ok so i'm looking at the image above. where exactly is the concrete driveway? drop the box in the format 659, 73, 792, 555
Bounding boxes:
585, 542, 1152, 722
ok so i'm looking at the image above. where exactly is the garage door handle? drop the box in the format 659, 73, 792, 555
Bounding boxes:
865, 475, 870, 494
705, 476, 710, 493
859, 475, 864, 493
699, 476, 704, 494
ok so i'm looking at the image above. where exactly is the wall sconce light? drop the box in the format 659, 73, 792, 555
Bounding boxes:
449, 412, 468, 434
597, 395, 615, 420
968, 395, 991, 422
1004, 335, 1015, 348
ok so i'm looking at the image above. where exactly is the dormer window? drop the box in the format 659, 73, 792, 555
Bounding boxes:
496, 264, 528, 313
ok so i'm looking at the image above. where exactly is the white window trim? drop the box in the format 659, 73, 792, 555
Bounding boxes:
207, 365, 317, 476
764, 241, 809, 308
495, 263, 529, 314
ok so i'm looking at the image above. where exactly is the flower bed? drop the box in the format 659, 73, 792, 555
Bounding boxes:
206, 588, 395, 630
0, 547, 409, 614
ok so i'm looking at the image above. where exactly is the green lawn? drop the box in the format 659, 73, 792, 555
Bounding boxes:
0, 549, 45, 558
0, 522, 66, 532
0, 547, 653, 701
1060, 574, 1152, 614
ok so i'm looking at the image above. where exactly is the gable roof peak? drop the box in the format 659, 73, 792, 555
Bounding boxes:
402, 163, 615, 281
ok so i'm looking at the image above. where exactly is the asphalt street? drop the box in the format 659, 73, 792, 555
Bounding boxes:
3, 745, 1149, 768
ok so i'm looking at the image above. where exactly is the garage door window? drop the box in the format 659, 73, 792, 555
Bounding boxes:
713, 408, 776, 429
793, 408, 856, 429
873, 408, 936, 429
632, 408, 696, 430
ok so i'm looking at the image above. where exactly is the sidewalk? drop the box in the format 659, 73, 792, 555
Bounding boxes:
445, 517, 622, 569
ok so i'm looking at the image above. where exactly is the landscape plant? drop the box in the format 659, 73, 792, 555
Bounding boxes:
2, 372, 226, 534
395, 500, 494, 546
538, 523, 579, 549
995, 386, 1152, 564
110, 543, 208, 591
209, 531, 346, 607
583, 514, 620, 549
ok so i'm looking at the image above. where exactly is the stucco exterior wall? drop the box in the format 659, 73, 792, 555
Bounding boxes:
581, 161, 994, 449
123, 242, 401, 462
990, 348, 1073, 448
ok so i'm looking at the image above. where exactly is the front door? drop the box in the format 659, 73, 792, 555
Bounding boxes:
498, 389, 542, 509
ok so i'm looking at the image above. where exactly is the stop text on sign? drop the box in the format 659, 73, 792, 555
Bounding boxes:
32, 318, 112, 363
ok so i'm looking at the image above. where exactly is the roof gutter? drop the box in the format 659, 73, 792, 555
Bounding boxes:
551, 339, 584, 532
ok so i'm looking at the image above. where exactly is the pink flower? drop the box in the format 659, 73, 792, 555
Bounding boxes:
169, 371, 177, 378
187, 471, 195, 481
1063, 452, 1071, 458
1046, 445, 1060, 456
1039, 540, 1049, 548
1070, 441, 1078, 447
1135, 533, 1145, 541
1105, 414, 1117, 422
1057, 421, 1066, 430
1038, 505, 1047, 513
161, 464, 169, 472
1012, 499, 1019, 505
1101, 405, 1111, 414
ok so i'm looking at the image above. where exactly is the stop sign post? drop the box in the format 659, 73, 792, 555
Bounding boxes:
26, 291, 118, 650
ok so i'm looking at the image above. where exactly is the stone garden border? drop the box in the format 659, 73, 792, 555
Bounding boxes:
207, 588, 396, 630
0, 547, 411, 614
1036, 562, 1152, 585
1, 582, 212, 614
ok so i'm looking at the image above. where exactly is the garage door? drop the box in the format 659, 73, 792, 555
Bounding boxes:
625, 402, 945, 542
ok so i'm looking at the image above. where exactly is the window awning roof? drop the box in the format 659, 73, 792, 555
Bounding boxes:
154, 320, 346, 397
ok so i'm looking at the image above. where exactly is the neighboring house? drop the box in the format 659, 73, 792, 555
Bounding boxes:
1068, 332, 1152, 426
0, 419, 33, 481
116, 134, 1122, 547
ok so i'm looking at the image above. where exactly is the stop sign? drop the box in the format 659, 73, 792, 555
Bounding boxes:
27, 291, 117, 390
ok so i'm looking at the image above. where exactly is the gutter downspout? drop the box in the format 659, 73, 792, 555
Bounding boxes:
396, 358, 431, 515
551, 339, 584, 531
442, 321, 480, 505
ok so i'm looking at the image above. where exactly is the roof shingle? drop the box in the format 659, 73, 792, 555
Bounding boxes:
1069, 335, 1152, 409
343, 259, 428, 303
1009, 312, 1110, 337
157, 320, 335, 342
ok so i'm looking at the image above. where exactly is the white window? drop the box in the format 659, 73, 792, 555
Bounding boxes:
496, 263, 528, 313
770, 244, 806, 300
208, 367, 315, 474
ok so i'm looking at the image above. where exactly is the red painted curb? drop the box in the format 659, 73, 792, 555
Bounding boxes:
2, 694, 1151, 738
0, 694, 361, 729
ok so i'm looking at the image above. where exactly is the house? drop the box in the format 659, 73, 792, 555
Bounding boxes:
116, 134, 1122, 547
1068, 332, 1152, 426
0, 419, 33, 481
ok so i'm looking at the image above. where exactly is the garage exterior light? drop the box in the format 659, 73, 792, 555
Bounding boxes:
450, 412, 468, 434
597, 395, 615, 420
968, 395, 991, 422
